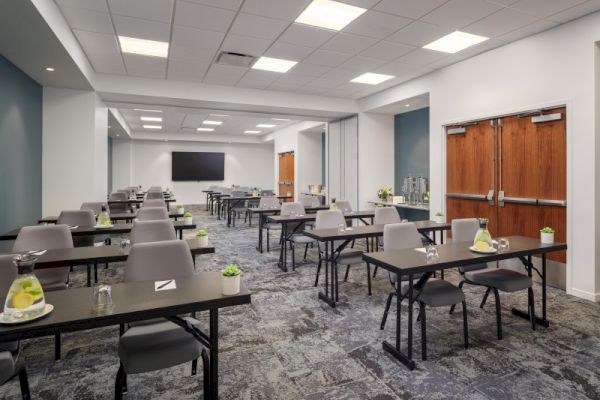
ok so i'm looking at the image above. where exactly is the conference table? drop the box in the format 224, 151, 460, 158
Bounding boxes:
202, 190, 217, 211
303, 221, 451, 307
221, 196, 293, 227
362, 236, 567, 371
0, 272, 251, 400
0, 220, 196, 241
38, 211, 185, 224
109, 198, 176, 209
267, 211, 377, 272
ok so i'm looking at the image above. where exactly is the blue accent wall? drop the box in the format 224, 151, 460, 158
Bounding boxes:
394, 107, 429, 221
0, 55, 42, 233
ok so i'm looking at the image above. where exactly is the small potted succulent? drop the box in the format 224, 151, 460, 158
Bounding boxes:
377, 186, 393, 202
434, 212, 444, 224
175, 204, 185, 214
196, 229, 209, 246
221, 264, 241, 295
540, 227, 554, 244
183, 212, 193, 225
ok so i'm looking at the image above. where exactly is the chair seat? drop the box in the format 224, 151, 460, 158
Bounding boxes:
336, 248, 363, 265
119, 317, 202, 374
291, 234, 315, 244
402, 279, 465, 307
465, 268, 532, 292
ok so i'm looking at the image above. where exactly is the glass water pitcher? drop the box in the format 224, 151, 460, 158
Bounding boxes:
473, 218, 493, 251
3, 254, 46, 321
97, 205, 111, 226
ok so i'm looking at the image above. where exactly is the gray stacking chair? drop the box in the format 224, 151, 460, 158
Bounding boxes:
0, 255, 31, 399
115, 240, 206, 399
109, 192, 129, 213
136, 207, 169, 221
449, 218, 535, 339
141, 199, 167, 208
372, 207, 402, 277
13, 225, 73, 361
80, 202, 107, 215
130, 220, 177, 244
335, 200, 352, 213
230, 190, 247, 227
300, 196, 320, 229
281, 203, 315, 270
313, 210, 371, 296
57, 210, 96, 247
261, 190, 275, 196
380, 223, 468, 360
259, 197, 282, 252
146, 191, 164, 200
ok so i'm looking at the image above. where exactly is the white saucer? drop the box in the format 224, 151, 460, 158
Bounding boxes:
0, 304, 54, 325
94, 224, 114, 229
469, 246, 497, 254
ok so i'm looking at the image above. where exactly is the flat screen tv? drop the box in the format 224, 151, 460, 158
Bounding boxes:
172, 152, 225, 181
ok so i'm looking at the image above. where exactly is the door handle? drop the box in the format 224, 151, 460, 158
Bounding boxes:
446, 193, 487, 201
498, 191, 536, 206
538, 199, 567, 207
487, 190, 495, 206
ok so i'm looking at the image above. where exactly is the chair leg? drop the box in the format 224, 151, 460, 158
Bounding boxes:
315, 256, 322, 287
94, 262, 98, 283
266, 230, 270, 252
462, 300, 469, 349
420, 302, 427, 361
380, 292, 394, 330
201, 349, 210, 399
480, 287, 491, 308
449, 281, 465, 314
105, 262, 109, 270
492, 287, 503, 340
344, 265, 350, 281
528, 287, 536, 331
18, 366, 31, 400
115, 363, 126, 400
303, 243, 309, 260
291, 242, 296, 271
373, 265, 378, 278
366, 263, 372, 296
191, 359, 198, 376
54, 334, 61, 360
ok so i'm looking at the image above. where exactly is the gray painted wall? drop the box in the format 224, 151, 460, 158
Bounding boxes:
0, 55, 42, 233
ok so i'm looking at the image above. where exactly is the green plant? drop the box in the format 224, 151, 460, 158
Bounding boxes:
196, 229, 208, 237
176, 204, 184, 209
377, 186, 393, 200
184, 212, 193, 218
222, 264, 240, 277
435, 211, 444, 216
540, 227, 554, 233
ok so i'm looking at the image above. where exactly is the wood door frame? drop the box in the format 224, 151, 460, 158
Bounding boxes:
440, 99, 574, 295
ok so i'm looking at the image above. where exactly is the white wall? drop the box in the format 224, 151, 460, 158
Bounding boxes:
360, 11, 600, 301
112, 140, 274, 204
297, 128, 324, 196
42, 88, 107, 215
358, 113, 395, 209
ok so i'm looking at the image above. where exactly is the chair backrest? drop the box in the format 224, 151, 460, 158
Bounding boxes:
261, 190, 274, 196
383, 222, 423, 251
146, 191, 164, 200
374, 207, 401, 226
149, 186, 162, 191
315, 210, 345, 229
281, 202, 305, 216
57, 210, 96, 226
125, 240, 194, 282
80, 202, 106, 215
142, 199, 167, 208
258, 197, 279, 208
231, 190, 246, 198
0, 255, 17, 310
451, 218, 488, 273
335, 200, 352, 212
130, 220, 177, 244
136, 207, 169, 221
300, 196, 320, 208
13, 225, 74, 252
109, 192, 127, 201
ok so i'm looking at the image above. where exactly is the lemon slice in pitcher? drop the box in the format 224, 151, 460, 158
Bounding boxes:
474, 241, 490, 252
12, 291, 35, 309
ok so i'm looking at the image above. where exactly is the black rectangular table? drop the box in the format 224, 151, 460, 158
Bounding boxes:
0, 272, 251, 399
38, 211, 185, 224
0, 221, 196, 241
202, 190, 217, 211
109, 198, 176, 209
267, 211, 377, 272
221, 196, 292, 227
303, 221, 451, 307
362, 236, 567, 370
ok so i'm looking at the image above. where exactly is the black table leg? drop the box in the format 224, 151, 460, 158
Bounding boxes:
511, 254, 550, 327
210, 308, 218, 400
277, 223, 288, 272
257, 213, 264, 253
318, 241, 336, 307
178, 229, 183, 240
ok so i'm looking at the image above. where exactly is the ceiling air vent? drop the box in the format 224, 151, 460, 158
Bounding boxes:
216, 51, 256, 68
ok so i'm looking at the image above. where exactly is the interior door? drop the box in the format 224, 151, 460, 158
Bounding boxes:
497, 108, 567, 263
446, 121, 497, 236
278, 151, 294, 201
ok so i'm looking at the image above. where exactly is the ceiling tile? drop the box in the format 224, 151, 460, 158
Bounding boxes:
395, 48, 448, 67
59, 6, 114, 34
496, 18, 558, 42
284, 62, 331, 77
374, 0, 449, 19
236, 79, 272, 89
73, 30, 126, 74
112, 15, 171, 42
273, 73, 314, 85
510, 0, 588, 18
339, 0, 381, 7
56, 0, 109, 12
229, 13, 290, 40
303, 50, 353, 67
464, 7, 539, 37
108, 0, 174, 23
169, 44, 219, 62
339, 56, 387, 71
268, 82, 304, 91
174, 1, 236, 32
171, 25, 225, 49
203, 64, 248, 85
386, 21, 454, 47
265, 41, 315, 61
375, 62, 426, 80
167, 58, 210, 81
342, 10, 412, 39
241, 0, 311, 21
359, 40, 416, 61
320, 67, 367, 83
320, 33, 379, 55
421, 0, 503, 29
123, 54, 167, 79
278, 24, 335, 47
295, 85, 329, 95
547, 0, 600, 23
307, 77, 344, 89
182, 0, 243, 10
240, 69, 282, 83
221, 34, 272, 56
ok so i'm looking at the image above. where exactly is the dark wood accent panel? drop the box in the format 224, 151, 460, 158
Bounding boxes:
446, 198, 498, 238
278, 151, 294, 201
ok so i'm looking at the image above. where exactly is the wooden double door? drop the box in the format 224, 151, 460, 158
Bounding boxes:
278, 151, 294, 201
446, 107, 567, 267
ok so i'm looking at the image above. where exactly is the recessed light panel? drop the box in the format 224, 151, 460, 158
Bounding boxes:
143, 125, 162, 129
45, 67, 55, 72
118, 36, 169, 58
257, 124, 276, 128
134, 108, 162, 113
350, 72, 394, 85
245, 130, 262, 134
423, 31, 488, 54
210, 114, 229, 117
272, 118, 291, 121
203, 120, 223, 125
197, 128, 215, 132
295, 0, 366, 31
252, 57, 297, 73
140, 116, 162, 122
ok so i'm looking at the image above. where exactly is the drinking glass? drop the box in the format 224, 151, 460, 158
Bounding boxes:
120, 239, 130, 249
498, 238, 510, 252
92, 284, 113, 313
290, 210, 297, 217
426, 245, 439, 264
337, 223, 346, 233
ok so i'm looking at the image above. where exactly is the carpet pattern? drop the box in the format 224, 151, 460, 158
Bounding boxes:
2, 205, 600, 399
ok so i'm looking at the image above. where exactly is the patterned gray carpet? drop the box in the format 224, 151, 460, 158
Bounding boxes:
2, 206, 600, 399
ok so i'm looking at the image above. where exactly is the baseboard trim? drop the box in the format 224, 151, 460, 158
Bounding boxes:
569, 287, 600, 302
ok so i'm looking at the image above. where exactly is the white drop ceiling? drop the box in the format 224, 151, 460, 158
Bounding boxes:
54, 0, 600, 100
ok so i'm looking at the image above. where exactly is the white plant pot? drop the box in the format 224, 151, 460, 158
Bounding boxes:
176, 207, 185, 214
198, 235, 209, 247
434, 216, 444, 224
221, 275, 240, 295
540, 232, 554, 244
184, 216, 193, 225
